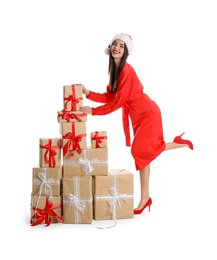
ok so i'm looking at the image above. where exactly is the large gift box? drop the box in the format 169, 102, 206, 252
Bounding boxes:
62, 176, 93, 224
93, 169, 134, 221
63, 84, 83, 111
63, 147, 108, 176
30, 195, 63, 226
32, 167, 62, 197
90, 131, 107, 148
39, 138, 61, 168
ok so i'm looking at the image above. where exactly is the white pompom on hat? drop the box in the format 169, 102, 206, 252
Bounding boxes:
104, 33, 133, 55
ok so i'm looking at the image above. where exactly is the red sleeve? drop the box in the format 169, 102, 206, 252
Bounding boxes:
91, 65, 133, 116
86, 86, 114, 103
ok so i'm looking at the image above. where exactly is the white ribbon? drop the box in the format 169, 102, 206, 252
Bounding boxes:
108, 187, 126, 208
63, 176, 93, 223
67, 194, 86, 214
76, 157, 93, 175
63, 148, 107, 175
32, 168, 59, 215
95, 173, 133, 229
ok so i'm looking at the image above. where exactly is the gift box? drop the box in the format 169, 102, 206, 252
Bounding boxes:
60, 121, 87, 137
39, 138, 62, 168
32, 167, 62, 197
60, 122, 87, 157
63, 84, 83, 111
30, 195, 63, 226
93, 169, 134, 221
63, 147, 108, 176
57, 109, 87, 123
62, 176, 93, 224
91, 131, 107, 148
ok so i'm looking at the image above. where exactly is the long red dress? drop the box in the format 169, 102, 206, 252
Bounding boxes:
87, 63, 166, 170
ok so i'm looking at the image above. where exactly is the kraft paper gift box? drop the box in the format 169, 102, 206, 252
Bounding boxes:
32, 167, 62, 197
93, 169, 134, 221
91, 131, 107, 148
63, 147, 108, 177
60, 121, 87, 137
30, 195, 63, 226
63, 84, 83, 111
57, 109, 87, 123
60, 122, 87, 157
39, 138, 62, 168
62, 176, 93, 224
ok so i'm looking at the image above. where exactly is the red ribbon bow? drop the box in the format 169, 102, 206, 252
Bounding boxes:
91, 131, 107, 148
40, 139, 61, 168
58, 109, 86, 122
30, 196, 62, 227
62, 123, 86, 156
64, 85, 83, 111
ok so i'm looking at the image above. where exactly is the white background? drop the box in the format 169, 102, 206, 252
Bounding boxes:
1, 0, 217, 259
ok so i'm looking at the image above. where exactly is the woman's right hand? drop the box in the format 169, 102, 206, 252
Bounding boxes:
77, 84, 90, 96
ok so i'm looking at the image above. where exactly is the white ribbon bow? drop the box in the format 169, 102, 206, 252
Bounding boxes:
76, 157, 93, 175
67, 194, 86, 213
37, 171, 54, 197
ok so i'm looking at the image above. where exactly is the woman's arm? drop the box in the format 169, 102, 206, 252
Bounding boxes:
81, 84, 114, 103
90, 66, 133, 116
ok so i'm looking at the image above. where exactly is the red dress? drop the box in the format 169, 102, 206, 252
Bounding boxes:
87, 63, 166, 170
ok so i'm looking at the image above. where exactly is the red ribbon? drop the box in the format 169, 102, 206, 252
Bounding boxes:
40, 139, 61, 168
30, 196, 63, 227
122, 105, 131, 147
62, 123, 86, 156
91, 131, 107, 148
64, 85, 83, 111
122, 92, 144, 147
58, 109, 86, 122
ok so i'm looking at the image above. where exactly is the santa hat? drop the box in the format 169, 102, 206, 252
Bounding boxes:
104, 33, 133, 55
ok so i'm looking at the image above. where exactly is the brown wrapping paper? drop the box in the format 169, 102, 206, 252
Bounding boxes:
60, 122, 87, 156
57, 110, 87, 123
91, 131, 107, 148
63, 147, 108, 176
60, 121, 87, 136
32, 167, 62, 196
63, 84, 83, 111
30, 195, 62, 225
39, 138, 62, 168
62, 176, 93, 224
94, 169, 134, 220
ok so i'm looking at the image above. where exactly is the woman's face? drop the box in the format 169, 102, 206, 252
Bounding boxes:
111, 39, 125, 59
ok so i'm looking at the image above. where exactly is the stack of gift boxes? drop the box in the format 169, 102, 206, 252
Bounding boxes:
31, 138, 63, 226
30, 84, 134, 227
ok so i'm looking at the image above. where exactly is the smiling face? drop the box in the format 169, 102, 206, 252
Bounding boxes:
111, 39, 126, 59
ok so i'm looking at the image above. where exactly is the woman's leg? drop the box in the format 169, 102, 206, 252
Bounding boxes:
135, 142, 188, 210
135, 164, 150, 210
165, 142, 188, 151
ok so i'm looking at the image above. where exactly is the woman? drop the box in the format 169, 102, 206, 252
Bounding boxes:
79, 33, 193, 214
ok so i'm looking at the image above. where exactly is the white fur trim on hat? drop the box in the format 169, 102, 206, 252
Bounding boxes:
104, 33, 133, 55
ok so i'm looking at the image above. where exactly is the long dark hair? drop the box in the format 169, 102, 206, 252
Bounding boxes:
108, 43, 129, 93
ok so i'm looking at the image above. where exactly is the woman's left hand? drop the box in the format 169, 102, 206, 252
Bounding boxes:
79, 106, 92, 114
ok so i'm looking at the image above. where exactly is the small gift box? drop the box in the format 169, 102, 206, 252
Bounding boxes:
32, 167, 62, 197
93, 169, 134, 221
39, 138, 61, 168
60, 122, 87, 157
57, 109, 87, 123
62, 176, 93, 224
30, 195, 63, 226
63, 147, 108, 177
91, 131, 107, 148
63, 84, 83, 111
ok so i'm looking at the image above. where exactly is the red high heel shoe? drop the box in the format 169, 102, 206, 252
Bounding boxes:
173, 132, 193, 150
134, 197, 152, 215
